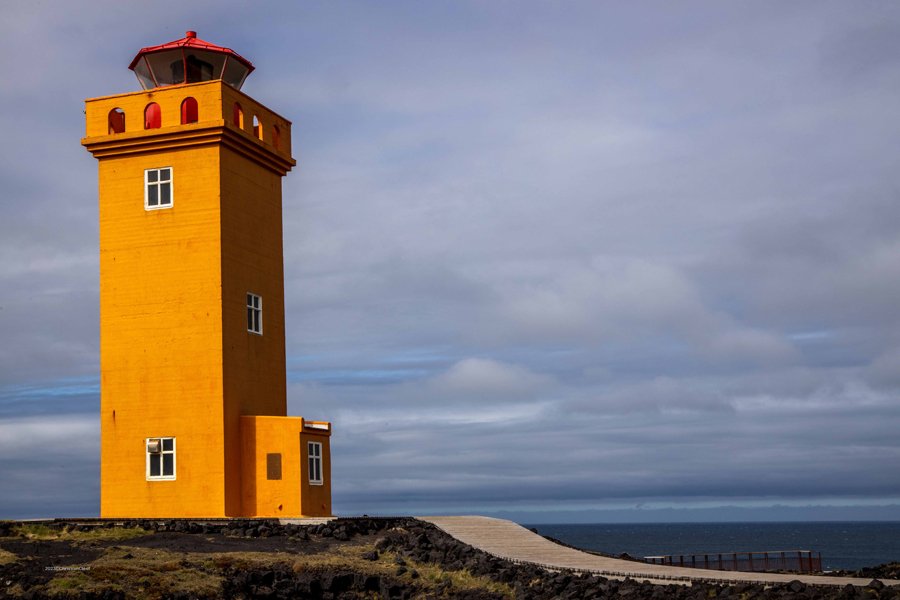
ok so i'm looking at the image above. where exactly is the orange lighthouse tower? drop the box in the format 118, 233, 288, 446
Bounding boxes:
82, 32, 332, 518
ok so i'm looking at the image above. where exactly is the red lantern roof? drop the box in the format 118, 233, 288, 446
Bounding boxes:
128, 31, 255, 90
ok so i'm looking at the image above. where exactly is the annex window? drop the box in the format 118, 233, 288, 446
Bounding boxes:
308, 442, 323, 485
145, 168, 173, 210
146, 437, 176, 480
247, 293, 262, 334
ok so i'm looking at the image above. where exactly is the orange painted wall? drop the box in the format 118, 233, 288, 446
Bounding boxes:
300, 428, 333, 517
240, 417, 333, 518
97, 145, 226, 517
240, 416, 300, 518
220, 147, 288, 515
85, 79, 331, 519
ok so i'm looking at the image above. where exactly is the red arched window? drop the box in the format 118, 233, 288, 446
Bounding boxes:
272, 125, 281, 150
108, 108, 125, 134
144, 102, 161, 129
180, 97, 198, 124
252, 115, 261, 139
233, 102, 244, 129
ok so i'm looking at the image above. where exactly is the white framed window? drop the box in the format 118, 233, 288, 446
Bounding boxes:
247, 293, 262, 334
146, 437, 176, 480
308, 441, 323, 485
145, 167, 173, 210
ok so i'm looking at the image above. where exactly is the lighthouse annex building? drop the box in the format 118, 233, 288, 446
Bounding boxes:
82, 32, 332, 519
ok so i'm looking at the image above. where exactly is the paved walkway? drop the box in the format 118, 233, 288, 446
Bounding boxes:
419, 516, 897, 587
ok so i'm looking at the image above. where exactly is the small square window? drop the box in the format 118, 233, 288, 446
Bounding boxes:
247, 293, 262, 334
146, 437, 176, 480
308, 441, 323, 485
145, 167, 173, 210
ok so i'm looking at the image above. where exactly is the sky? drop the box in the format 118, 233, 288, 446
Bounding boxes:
1, 1, 900, 523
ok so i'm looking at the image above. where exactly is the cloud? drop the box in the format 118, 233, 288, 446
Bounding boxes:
431, 358, 551, 395
0, 415, 98, 518
3, 1, 900, 519
866, 347, 900, 389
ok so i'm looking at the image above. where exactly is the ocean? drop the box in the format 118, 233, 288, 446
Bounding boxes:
525, 522, 900, 571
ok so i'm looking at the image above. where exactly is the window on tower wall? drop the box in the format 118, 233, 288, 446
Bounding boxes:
145, 168, 173, 210
146, 437, 176, 480
233, 102, 244, 129
144, 102, 161, 129
308, 442, 323, 485
180, 97, 198, 124
272, 125, 281, 150
108, 108, 125, 134
247, 293, 262, 334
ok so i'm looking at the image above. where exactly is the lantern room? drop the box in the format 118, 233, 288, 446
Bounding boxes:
128, 30, 254, 90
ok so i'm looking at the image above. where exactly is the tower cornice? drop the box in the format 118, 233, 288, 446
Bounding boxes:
82, 121, 295, 176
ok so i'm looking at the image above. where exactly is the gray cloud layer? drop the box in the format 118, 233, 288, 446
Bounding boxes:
1, 1, 899, 519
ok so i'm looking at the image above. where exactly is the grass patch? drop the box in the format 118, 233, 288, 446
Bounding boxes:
14, 523, 149, 542
417, 564, 515, 598
0, 547, 18, 565
291, 545, 515, 598
47, 572, 95, 595
383, 550, 514, 598
196, 543, 514, 597
5, 533, 513, 599
67, 547, 223, 599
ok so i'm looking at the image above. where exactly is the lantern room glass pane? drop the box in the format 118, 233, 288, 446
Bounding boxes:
133, 58, 156, 90
223, 57, 250, 90
146, 49, 185, 86
184, 49, 226, 83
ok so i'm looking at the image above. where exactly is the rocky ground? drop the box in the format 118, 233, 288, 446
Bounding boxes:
0, 518, 896, 599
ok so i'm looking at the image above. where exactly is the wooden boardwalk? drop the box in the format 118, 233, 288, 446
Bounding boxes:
419, 516, 898, 587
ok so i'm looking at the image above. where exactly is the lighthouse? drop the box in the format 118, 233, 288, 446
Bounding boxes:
82, 31, 332, 518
